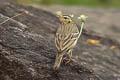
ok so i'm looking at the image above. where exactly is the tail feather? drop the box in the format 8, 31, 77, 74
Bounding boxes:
53, 53, 63, 70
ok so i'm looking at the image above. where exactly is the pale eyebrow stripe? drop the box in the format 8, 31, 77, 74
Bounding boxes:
63, 16, 69, 18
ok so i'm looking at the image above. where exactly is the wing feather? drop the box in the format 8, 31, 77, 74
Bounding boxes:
55, 22, 79, 52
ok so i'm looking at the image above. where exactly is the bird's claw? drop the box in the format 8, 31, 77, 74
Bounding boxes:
63, 57, 78, 64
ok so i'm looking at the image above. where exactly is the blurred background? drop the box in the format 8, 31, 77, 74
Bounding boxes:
12, 0, 120, 42
13, 0, 120, 8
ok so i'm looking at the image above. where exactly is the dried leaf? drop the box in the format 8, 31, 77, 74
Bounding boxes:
87, 39, 100, 45
110, 45, 117, 50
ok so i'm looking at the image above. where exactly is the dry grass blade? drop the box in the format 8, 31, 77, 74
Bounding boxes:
0, 13, 23, 25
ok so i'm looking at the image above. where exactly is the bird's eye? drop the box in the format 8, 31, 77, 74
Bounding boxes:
64, 17, 68, 19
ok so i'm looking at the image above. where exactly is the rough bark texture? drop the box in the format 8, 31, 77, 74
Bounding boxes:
0, 0, 120, 80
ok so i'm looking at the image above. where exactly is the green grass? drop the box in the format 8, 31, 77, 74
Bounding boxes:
13, 0, 120, 8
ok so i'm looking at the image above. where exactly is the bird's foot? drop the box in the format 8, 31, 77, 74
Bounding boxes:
63, 57, 78, 64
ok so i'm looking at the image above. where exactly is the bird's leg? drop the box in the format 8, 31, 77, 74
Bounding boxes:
63, 49, 77, 64
69, 49, 72, 58
67, 49, 78, 64
62, 49, 71, 61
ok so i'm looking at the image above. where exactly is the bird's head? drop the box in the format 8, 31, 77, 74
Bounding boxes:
59, 15, 74, 24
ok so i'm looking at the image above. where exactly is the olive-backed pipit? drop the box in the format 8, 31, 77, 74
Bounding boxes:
53, 14, 87, 70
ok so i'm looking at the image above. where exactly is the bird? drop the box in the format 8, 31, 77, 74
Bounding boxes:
53, 13, 87, 70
